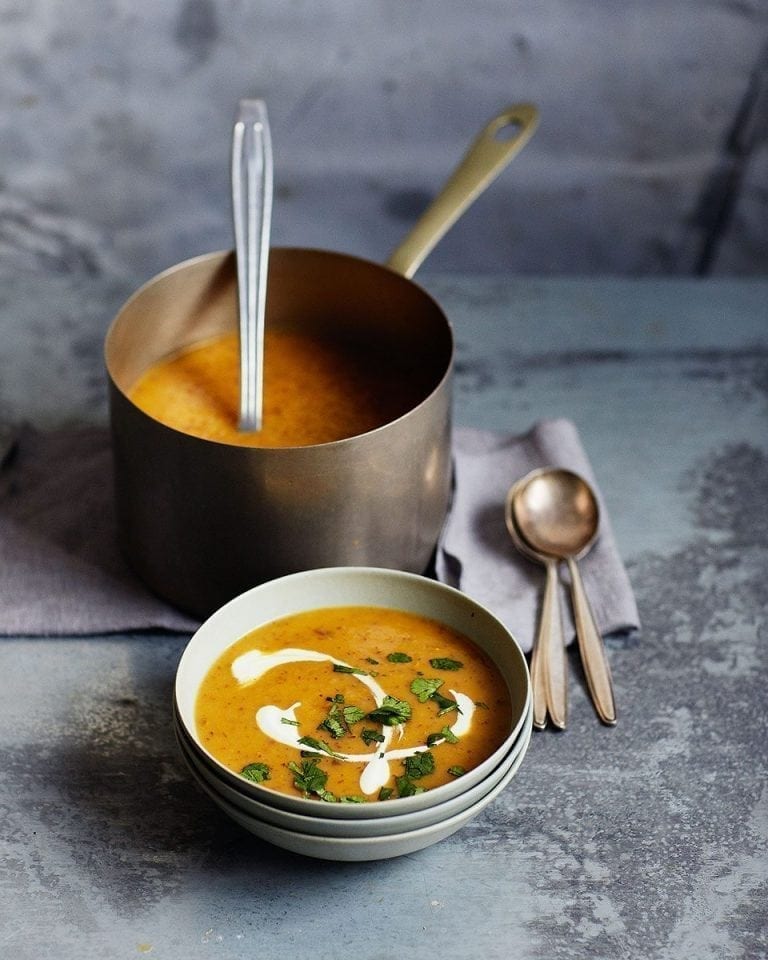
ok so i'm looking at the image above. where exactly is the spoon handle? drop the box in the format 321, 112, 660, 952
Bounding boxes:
529, 618, 548, 730
542, 558, 568, 729
566, 557, 617, 725
232, 99, 273, 432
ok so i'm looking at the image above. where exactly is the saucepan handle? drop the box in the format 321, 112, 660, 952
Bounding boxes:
386, 103, 539, 278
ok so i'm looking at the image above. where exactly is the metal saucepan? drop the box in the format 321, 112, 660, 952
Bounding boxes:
105, 104, 538, 617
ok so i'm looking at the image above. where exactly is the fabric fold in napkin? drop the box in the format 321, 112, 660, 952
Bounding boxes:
0, 425, 199, 636
0, 418, 639, 645
436, 419, 640, 652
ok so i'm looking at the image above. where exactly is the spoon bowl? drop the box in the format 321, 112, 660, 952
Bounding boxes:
511, 468, 616, 726
512, 468, 599, 560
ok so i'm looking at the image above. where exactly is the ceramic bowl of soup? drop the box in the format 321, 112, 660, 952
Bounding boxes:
174, 567, 530, 841
179, 712, 532, 860
174, 687, 532, 840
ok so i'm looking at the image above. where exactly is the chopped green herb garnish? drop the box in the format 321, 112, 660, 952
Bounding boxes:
327, 693, 345, 703
339, 795, 366, 804
342, 705, 366, 726
426, 725, 459, 747
396, 775, 425, 798
366, 695, 412, 726
429, 657, 464, 671
318, 708, 346, 739
365, 657, 380, 665
474, 701, 490, 710
431, 690, 461, 716
361, 728, 385, 746
240, 762, 270, 783
404, 751, 435, 779
318, 699, 367, 739
378, 786, 394, 801
298, 735, 343, 758
410, 676, 444, 702
387, 651, 413, 663
288, 758, 328, 796
448, 765, 466, 777
280, 717, 300, 727
333, 663, 369, 675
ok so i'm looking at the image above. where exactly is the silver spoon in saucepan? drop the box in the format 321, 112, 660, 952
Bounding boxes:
232, 98, 273, 432
505, 480, 567, 731
511, 468, 617, 725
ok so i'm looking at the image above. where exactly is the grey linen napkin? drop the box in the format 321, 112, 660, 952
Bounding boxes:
0, 425, 199, 635
0, 419, 638, 643
436, 420, 640, 653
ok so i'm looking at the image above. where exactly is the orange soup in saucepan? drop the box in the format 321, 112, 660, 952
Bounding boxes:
128, 329, 431, 447
195, 606, 513, 802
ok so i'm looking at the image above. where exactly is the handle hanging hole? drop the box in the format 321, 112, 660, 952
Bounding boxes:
494, 119, 523, 142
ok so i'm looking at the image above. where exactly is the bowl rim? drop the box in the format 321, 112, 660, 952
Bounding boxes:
174, 566, 530, 818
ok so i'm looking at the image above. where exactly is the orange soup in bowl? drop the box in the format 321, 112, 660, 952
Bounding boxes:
128, 330, 431, 447
195, 606, 513, 802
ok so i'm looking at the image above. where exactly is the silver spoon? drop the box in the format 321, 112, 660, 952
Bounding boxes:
505, 481, 567, 730
232, 98, 273, 432
512, 468, 617, 725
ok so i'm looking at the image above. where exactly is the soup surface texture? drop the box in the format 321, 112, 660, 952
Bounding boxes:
194, 606, 513, 802
129, 330, 429, 447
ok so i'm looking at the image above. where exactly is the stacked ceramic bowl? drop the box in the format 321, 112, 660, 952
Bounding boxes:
173, 567, 532, 861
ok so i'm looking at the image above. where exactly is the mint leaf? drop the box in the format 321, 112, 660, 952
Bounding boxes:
387, 652, 412, 663
448, 765, 466, 777
429, 657, 464, 671
240, 762, 270, 783
288, 758, 328, 796
361, 728, 385, 746
431, 690, 461, 716
426, 726, 459, 747
378, 786, 394, 801
366, 695, 411, 726
298, 735, 343, 758
396, 775, 425, 798
410, 677, 444, 702
404, 751, 435, 779
318, 701, 366, 739
343, 705, 366, 726
318, 707, 346, 739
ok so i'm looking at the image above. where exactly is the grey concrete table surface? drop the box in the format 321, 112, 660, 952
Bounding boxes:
0, 274, 766, 959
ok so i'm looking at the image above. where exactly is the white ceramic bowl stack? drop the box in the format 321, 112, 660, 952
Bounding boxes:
173, 567, 532, 861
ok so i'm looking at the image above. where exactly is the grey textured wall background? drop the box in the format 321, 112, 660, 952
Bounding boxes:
1, 0, 766, 281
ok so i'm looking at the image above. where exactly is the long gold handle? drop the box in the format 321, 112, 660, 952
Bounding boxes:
385, 103, 539, 278
542, 558, 568, 730
529, 617, 548, 730
567, 557, 617, 725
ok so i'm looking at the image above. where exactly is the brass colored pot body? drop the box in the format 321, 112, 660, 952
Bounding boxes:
105, 249, 454, 618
